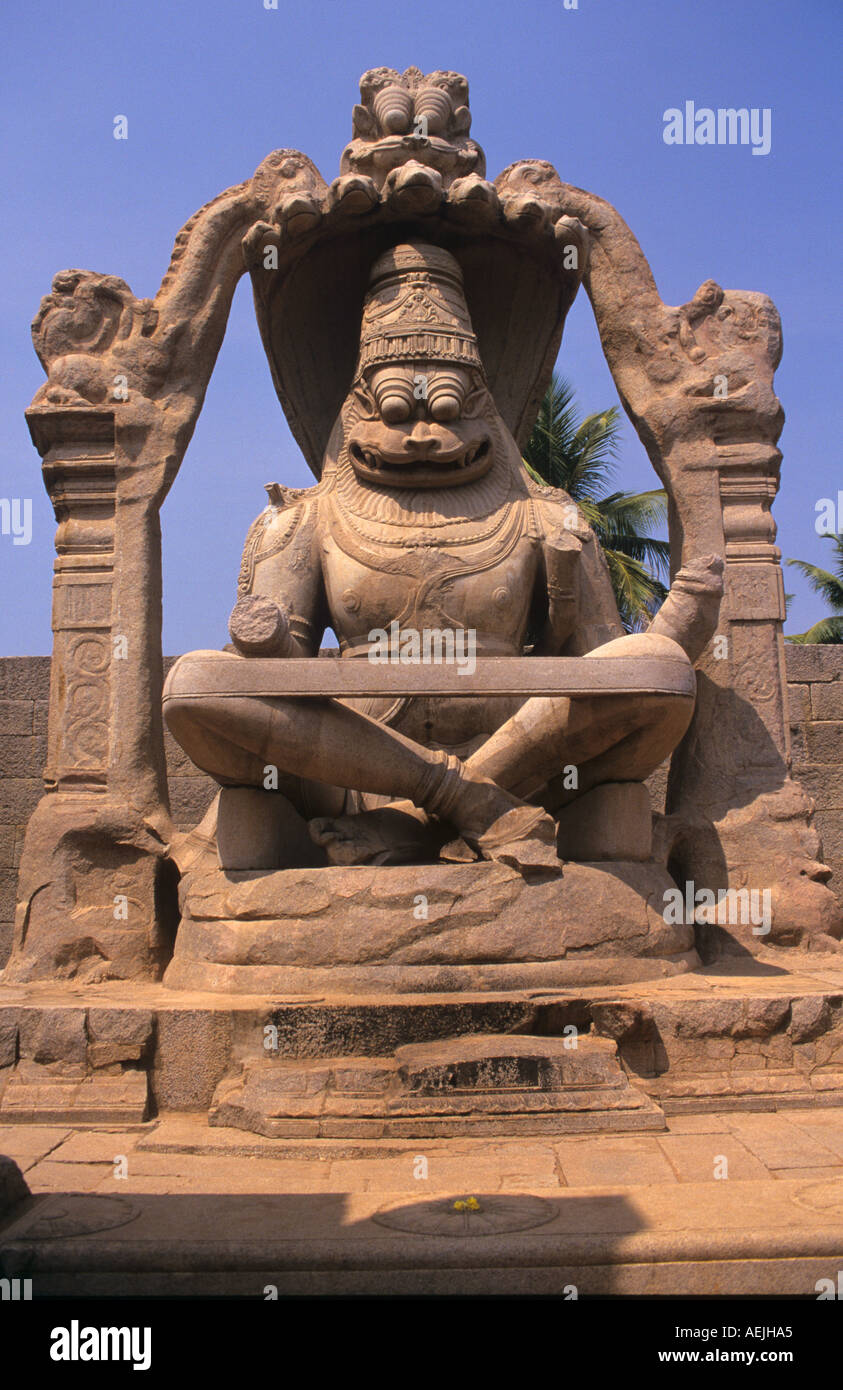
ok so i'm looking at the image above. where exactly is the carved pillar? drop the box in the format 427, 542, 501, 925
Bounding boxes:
34, 408, 116, 790
666, 445, 788, 814
718, 450, 789, 756
2, 148, 295, 983
663, 439, 840, 943
4, 408, 173, 983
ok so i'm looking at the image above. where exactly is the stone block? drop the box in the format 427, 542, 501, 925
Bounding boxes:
163, 727, 196, 778
0, 737, 38, 778
32, 701, 49, 736
0, 870, 17, 920
153, 1009, 234, 1110
645, 759, 668, 816
785, 645, 843, 682
0, 779, 43, 825
87, 1008, 154, 1067
18, 1008, 88, 1066
167, 776, 217, 831
0, 1008, 19, 1067
0, 657, 51, 701
805, 721, 843, 763
790, 1000, 834, 1045
814, 810, 843, 866
395, 1034, 624, 1094
786, 682, 811, 722
812, 683, 843, 720
792, 764, 843, 810
0, 701, 32, 736
0, 826, 15, 868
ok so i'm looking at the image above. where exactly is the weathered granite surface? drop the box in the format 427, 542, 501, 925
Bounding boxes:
0, 647, 840, 971
8, 62, 835, 986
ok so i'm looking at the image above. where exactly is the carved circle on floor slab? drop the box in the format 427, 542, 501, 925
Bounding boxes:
372, 1193, 557, 1236
15, 1195, 139, 1240
792, 1181, 843, 1218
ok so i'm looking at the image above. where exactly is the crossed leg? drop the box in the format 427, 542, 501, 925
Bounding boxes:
164, 630, 693, 872
163, 660, 555, 869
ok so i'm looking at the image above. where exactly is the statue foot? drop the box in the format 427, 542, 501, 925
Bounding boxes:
467, 804, 562, 878
445, 774, 561, 877
309, 805, 442, 866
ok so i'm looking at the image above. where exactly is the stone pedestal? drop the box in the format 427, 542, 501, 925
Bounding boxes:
210, 1032, 665, 1139
164, 859, 697, 995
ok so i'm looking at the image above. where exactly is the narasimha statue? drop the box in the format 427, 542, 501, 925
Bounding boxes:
163, 242, 722, 875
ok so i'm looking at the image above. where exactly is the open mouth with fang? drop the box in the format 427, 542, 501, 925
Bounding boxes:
348, 434, 492, 488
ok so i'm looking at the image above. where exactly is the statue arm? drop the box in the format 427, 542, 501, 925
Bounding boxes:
229, 496, 327, 658
531, 521, 582, 656
529, 494, 624, 655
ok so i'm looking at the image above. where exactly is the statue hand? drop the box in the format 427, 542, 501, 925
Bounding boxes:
648, 554, 724, 664
228, 595, 292, 657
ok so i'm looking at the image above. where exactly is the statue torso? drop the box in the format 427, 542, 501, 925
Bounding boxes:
321, 491, 541, 657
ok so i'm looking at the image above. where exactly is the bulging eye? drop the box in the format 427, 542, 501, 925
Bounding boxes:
429, 393, 461, 422
413, 88, 451, 137
380, 394, 411, 423
373, 86, 413, 135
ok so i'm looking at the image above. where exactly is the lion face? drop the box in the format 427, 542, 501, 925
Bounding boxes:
345, 363, 494, 490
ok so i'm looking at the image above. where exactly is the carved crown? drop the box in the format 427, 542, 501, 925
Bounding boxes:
356, 244, 483, 376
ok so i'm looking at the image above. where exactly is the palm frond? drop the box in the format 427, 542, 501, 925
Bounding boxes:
604, 550, 668, 632
525, 371, 668, 627
785, 616, 843, 645
784, 559, 843, 612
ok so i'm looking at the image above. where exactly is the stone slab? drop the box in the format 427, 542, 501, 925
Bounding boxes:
0, 1069, 148, 1125
2, 1174, 842, 1297
164, 653, 698, 700
553, 1135, 677, 1186
654, 1133, 770, 1181
724, 1112, 843, 1169
785, 646, 843, 683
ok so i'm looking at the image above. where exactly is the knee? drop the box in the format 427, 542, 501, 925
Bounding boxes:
590, 631, 690, 664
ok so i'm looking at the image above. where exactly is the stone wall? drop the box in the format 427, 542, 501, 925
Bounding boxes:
0, 658, 50, 971
786, 646, 843, 897
1, 648, 841, 969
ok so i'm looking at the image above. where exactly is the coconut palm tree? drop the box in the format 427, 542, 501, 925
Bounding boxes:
524, 373, 669, 631
785, 533, 843, 643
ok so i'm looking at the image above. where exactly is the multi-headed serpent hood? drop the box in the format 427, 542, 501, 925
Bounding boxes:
243, 67, 589, 478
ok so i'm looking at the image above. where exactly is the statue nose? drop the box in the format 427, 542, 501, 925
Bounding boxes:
405, 422, 439, 453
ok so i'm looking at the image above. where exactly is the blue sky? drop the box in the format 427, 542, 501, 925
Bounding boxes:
1, 0, 840, 653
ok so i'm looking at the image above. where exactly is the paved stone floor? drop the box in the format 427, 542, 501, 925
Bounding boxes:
3, 1106, 843, 1195
2, 1108, 843, 1295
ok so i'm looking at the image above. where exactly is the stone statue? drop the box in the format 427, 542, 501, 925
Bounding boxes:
7, 64, 838, 991
163, 242, 722, 879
